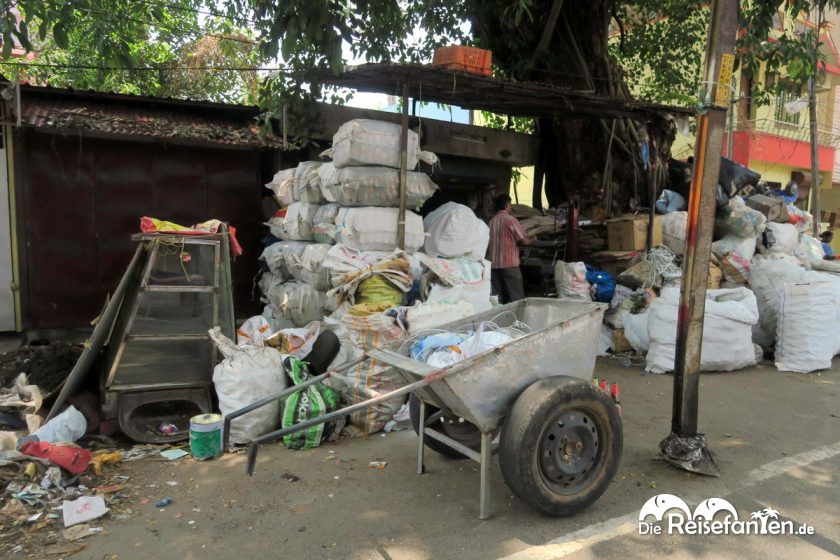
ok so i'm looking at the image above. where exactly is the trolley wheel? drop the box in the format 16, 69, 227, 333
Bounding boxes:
409, 394, 481, 459
499, 376, 622, 516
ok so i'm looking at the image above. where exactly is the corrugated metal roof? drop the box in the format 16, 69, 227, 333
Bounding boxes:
321, 63, 694, 120
19, 86, 281, 148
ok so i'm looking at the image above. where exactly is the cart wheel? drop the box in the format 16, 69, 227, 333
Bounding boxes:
408, 394, 481, 459
499, 376, 622, 516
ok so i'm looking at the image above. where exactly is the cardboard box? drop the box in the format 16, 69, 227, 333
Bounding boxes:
746, 194, 789, 223
589, 250, 643, 277
606, 214, 662, 251
611, 329, 633, 354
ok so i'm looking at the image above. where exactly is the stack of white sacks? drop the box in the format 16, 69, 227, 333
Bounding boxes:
256, 119, 493, 434
628, 195, 840, 373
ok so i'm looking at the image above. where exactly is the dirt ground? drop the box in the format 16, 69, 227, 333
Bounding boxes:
7, 356, 840, 559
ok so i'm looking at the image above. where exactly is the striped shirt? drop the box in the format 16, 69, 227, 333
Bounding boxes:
488, 210, 527, 268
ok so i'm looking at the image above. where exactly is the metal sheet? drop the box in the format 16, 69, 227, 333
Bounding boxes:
22, 131, 261, 330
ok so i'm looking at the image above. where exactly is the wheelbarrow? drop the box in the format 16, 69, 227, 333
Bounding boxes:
226, 298, 622, 519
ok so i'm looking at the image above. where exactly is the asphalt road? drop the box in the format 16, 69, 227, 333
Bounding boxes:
63, 357, 840, 559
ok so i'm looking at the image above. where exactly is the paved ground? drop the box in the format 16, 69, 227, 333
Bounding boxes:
21, 357, 840, 559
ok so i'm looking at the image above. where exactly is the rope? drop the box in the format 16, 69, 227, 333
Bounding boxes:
151, 236, 191, 282
643, 245, 681, 289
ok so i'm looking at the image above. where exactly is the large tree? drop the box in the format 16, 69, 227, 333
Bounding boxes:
1, 0, 833, 206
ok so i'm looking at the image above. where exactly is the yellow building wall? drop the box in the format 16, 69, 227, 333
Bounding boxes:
510, 166, 549, 208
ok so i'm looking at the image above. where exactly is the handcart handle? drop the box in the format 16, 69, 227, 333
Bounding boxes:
246, 367, 448, 475
222, 355, 365, 449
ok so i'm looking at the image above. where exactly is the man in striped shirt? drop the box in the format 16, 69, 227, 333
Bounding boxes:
488, 194, 534, 303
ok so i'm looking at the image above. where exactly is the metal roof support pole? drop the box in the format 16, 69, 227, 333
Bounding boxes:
397, 82, 409, 250
645, 144, 659, 253
659, 0, 737, 476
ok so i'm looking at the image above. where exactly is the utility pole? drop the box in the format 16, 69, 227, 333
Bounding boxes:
727, 75, 735, 158
659, 0, 738, 476
808, 1, 826, 234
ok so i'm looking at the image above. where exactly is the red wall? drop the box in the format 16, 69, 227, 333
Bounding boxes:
20, 131, 263, 330
723, 130, 835, 173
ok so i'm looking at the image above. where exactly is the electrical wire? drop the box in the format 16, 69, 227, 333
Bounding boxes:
0, 60, 290, 72
135, 0, 257, 25
43, 1, 256, 45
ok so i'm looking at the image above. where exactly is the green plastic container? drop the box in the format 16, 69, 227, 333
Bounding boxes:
190, 413, 223, 460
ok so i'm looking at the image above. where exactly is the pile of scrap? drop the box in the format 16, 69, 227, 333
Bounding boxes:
0, 344, 195, 557
555, 157, 839, 375
235, 117, 494, 446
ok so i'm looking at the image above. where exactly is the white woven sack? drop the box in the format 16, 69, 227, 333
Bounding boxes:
331, 119, 420, 169
265, 168, 296, 206
318, 162, 437, 208
423, 202, 489, 259
266, 281, 326, 327
282, 202, 321, 241
335, 207, 425, 253
288, 243, 332, 290
294, 161, 326, 204
775, 281, 836, 372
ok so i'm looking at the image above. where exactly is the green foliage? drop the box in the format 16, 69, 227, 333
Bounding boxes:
612, 0, 840, 107
2, 0, 263, 103
609, 1, 709, 106
3, 0, 840, 115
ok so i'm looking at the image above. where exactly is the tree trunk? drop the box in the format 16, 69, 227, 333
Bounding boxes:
468, 0, 675, 212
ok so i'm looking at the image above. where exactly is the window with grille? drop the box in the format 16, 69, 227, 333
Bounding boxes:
775, 90, 803, 125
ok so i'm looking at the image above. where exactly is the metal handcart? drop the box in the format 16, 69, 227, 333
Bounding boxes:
225, 298, 622, 519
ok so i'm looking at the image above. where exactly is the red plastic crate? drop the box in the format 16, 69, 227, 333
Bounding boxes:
432, 46, 492, 76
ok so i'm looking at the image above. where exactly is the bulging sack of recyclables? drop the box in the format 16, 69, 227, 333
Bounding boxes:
265, 168, 296, 206
330, 119, 421, 169
267, 202, 321, 241
749, 255, 805, 348
288, 243, 332, 290
775, 281, 837, 372
423, 202, 489, 260
294, 162, 326, 204
317, 162, 437, 209
335, 207, 425, 253
417, 253, 492, 313
209, 327, 287, 444
554, 261, 591, 301
645, 287, 759, 373
266, 280, 326, 327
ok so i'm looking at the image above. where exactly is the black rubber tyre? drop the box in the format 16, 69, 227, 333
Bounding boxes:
499, 376, 622, 516
408, 393, 482, 459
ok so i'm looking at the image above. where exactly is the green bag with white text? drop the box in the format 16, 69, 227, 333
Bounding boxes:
281, 357, 342, 450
